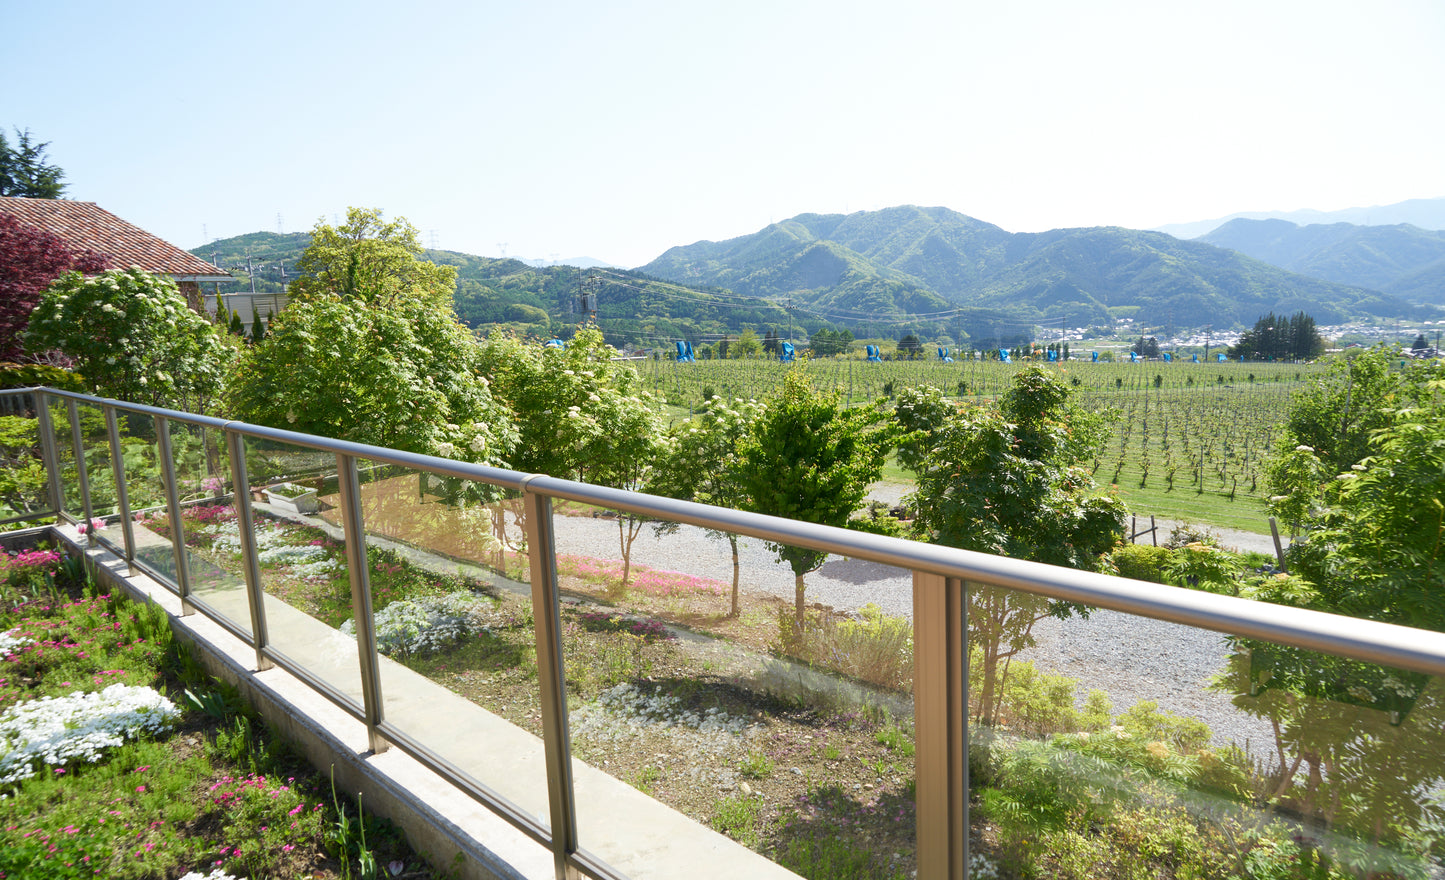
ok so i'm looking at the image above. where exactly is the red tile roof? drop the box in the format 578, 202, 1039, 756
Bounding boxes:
0, 197, 231, 280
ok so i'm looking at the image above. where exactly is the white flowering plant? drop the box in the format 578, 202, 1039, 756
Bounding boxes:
25, 266, 236, 412
341, 591, 496, 658
0, 683, 179, 786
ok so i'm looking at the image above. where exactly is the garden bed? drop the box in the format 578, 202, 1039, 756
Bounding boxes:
0, 539, 441, 879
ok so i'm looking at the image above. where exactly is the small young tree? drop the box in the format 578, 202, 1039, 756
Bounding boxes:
651, 396, 765, 615
903, 367, 1125, 724
479, 328, 665, 589
738, 367, 894, 622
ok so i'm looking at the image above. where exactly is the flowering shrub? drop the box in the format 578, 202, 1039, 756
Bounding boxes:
341, 592, 495, 658
0, 546, 63, 600
576, 609, 676, 642
203, 517, 337, 581
0, 683, 179, 785
26, 266, 235, 411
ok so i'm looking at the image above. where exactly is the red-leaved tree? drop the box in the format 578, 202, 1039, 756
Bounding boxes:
0, 213, 109, 360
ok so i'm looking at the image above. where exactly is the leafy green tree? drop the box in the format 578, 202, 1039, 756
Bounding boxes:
1411, 333, 1428, 351
1268, 344, 1413, 481
1131, 336, 1160, 358
737, 367, 894, 621
26, 267, 233, 413
1231, 311, 1325, 361
808, 328, 854, 357
730, 328, 762, 359
902, 367, 1125, 724
289, 208, 455, 308
478, 328, 665, 588
227, 213, 515, 465
0, 128, 66, 198
1228, 354, 1445, 844
651, 396, 765, 615
897, 333, 923, 359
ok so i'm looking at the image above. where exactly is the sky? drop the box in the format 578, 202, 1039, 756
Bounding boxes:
6, 0, 1444, 269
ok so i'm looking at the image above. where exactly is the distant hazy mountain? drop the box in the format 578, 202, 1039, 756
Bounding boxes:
521, 256, 616, 269
1199, 219, 1445, 306
641, 206, 1429, 329
1156, 197, 1445, 240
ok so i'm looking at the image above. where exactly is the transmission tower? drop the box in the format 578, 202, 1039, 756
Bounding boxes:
578, 272, 600, 324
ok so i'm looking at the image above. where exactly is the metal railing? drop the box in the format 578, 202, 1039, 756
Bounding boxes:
6, 385, 1445, 880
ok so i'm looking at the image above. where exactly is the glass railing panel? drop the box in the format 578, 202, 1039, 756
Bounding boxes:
552, 505, 918, 877
343, 460, 551, 830
165, 419, 246, 633
0, 396, 49, 522
971, 581, 1444, 880
74, 402, 122, 553
114, 409, 177, 587
238, 435, 361, 709
45, 394, 80, 518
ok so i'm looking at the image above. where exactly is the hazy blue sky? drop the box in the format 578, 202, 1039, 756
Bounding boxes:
6, 0, 1443, 267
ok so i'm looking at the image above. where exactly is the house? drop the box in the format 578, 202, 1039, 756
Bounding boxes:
0, 196, 233, 316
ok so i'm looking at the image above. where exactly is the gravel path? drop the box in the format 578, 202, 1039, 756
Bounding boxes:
547, 491, 1277, 753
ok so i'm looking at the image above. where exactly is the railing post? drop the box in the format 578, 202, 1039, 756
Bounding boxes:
227, 430, 273, 672
103, 405, 137, 568
914, 572, 967, 880
67, 398, 96, 545
155, 415, 196, 615
523, 486, 582, 880
335, 452, 388, 754
35, 394, 63, 516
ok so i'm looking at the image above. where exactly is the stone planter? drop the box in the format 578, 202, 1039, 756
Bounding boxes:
264, 482, 319, 515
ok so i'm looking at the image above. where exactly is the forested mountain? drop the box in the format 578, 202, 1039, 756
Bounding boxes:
1198, 219, 1445, 306
641, 206, 1429, 331
193, 233, 815, 346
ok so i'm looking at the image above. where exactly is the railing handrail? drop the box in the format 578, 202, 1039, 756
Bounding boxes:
15, 384, 1445, 678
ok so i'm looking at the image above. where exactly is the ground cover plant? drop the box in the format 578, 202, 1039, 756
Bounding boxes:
0, 543, 442, 879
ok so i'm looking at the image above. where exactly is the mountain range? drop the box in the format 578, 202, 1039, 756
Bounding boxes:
1198, 219, 1445, 306
1154, 197, 1445, 240
639, 206, 1431, 333
194, 204, 1439, 346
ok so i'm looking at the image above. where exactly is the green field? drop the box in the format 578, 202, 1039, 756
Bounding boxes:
642, 357, 1319, 534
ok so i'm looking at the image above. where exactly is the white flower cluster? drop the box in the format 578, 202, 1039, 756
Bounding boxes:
341, 592, 494, 657
0, 684, 179, 785
0, 629, 33, 657
179, 870, 241, 880
206, 521, 337, 580
593, 683, 752, 735
569, 684, 755, 764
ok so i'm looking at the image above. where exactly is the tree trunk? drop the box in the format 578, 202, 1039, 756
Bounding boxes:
794, 573, 806, 623
729, 533, 741, 617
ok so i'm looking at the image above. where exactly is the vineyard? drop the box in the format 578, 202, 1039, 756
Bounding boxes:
639, 357, 1319, 533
